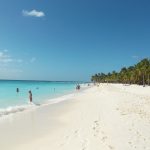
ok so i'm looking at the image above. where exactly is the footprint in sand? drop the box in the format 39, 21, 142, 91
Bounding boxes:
101, 136, 108, 142
116, 108, 119, 111
73, 129, 80, 138
92, 120, 115, 149
65, 135, 70, 139
108, 145, 114, 149
129, 128, 132, 131
74, 130, 78, 134
92, 120, 100, 137
81, 139, 88, 150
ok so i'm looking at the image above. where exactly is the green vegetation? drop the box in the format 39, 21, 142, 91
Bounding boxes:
91, 58, 150, 86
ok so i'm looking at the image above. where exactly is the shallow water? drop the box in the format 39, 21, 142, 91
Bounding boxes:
0, 80, 81, 116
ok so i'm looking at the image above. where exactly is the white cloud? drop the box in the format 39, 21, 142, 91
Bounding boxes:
30, 57, 36, 63
132, 55, 139, 59
0, 51, 23, 64
0, 50, 24, 79
16, 59, 23, 63
22, 9, 45, 17
0, 52, 13, 63
3, 49, 8, 52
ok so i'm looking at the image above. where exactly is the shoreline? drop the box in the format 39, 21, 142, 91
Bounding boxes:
0, 86, 91, 150
0, 84, 90, 118
0, 84, 150, 150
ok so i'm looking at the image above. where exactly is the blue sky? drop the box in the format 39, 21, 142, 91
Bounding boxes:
0, 0, 150, 81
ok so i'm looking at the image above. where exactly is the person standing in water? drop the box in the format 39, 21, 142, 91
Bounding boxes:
76, 84, 80, 90
29, 90, 32, 103
16, 88, 19, 93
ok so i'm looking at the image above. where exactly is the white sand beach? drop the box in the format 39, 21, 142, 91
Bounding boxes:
0, 84, 150, 150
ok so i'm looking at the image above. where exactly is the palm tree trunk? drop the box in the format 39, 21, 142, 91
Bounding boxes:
148, 74, 150, 86
143, 74, 145, 87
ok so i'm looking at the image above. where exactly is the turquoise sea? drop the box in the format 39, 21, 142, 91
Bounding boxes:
0, 80, 82, 116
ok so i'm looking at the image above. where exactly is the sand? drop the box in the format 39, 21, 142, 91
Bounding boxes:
0, 84, 150, 150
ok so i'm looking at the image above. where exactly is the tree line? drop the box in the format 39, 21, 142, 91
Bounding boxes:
91, 58, 150, 86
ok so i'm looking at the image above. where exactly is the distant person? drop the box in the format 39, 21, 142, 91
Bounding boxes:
16, 88, 19, 93
29, 90, 32, 103
76, 84, 80, 90
76, 85, 78, 90
76, 84, 78, 90
78, 84, 80, 90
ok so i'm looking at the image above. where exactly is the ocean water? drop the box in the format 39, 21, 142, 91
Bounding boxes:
0, 80, 82, 116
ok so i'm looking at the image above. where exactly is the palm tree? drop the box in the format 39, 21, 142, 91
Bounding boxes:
146, 59, 150, 85
127, 66, 135, 84
91, 58, 150, 85
119, 67, 127, 84
136, 58, 149, 86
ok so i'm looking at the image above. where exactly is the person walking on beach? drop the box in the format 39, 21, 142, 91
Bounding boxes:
29, 90, 32, 103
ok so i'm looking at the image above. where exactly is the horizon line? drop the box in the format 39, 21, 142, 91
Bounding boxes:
0, 79, 89, 82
